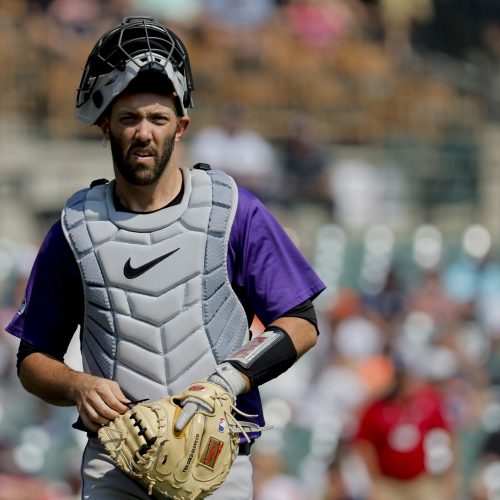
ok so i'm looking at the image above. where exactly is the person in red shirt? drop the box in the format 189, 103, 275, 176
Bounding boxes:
353, 359, 456, 500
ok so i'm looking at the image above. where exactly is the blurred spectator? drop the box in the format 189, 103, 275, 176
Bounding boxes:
284, 0, 356, 50
0, 242, 37, 381
0, 239, 83, 497
323, 440, 371, 500
297, 309, 390, 430
295, 287, 393, 500
486, 323, 500, 388
471, 427, 500, 500
301, 290, 392, 418
203, 0, 275, 33
443, 225, 500, 326
329, 158, 408, 231
252, 434, 307, 500
408, 224, 460, 329
281, 113, 333, 212
361, 265, 407, 342
45, 0, 106, 35
467, 385, 500, 498
188, 101, 281, 201
322, 289, 394, 399
329, 157, 383, 230
199, 0, 276, 69
378, 0, 434, 56
352, 359, 456, 500
127, 0, 203, 27
408, 269, 459, 329
0, 471, 74, 499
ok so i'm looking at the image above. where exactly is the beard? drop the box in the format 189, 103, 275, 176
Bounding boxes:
109, 131, 176, 186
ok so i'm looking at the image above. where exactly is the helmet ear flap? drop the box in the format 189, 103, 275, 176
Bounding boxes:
183, 91, 191, 109
92, 90, 104, 109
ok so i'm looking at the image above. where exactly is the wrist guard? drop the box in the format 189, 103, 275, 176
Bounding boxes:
224, 327, 298, 389
208, 362, 246, 397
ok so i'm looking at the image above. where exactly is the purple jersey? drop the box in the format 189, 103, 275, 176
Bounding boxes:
7, 185, 325, 424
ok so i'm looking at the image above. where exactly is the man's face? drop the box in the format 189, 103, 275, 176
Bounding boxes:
104, 92, 189, 186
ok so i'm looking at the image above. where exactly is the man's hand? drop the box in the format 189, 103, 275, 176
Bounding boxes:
70, 372, 131, 432
18, 352, 131, 432
174, 362, 247, 432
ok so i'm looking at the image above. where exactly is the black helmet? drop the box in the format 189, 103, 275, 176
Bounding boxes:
76, 16, 194, 124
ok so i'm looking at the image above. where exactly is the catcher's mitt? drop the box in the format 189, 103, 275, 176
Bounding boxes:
98, 381, 251, 499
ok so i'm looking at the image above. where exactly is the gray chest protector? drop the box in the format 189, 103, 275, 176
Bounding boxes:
61, 167, 249, 402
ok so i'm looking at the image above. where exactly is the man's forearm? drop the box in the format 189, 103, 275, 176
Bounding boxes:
269, 316, 318, 357
19, 352, 80, 406
211, 315, 318, 394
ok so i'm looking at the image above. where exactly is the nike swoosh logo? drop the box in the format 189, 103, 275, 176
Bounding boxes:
123, 247, 180, 279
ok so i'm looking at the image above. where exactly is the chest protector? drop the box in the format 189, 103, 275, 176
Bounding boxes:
61, 167, 249, 402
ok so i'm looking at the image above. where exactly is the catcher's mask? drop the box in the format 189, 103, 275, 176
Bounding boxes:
76, 16, 194, 125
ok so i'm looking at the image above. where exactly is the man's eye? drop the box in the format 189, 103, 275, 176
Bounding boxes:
153, 116, 169, 123
120, 116, 137, 125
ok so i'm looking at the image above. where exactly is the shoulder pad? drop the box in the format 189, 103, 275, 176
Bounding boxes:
90, 178, 109, 188
192, 163, 211, 171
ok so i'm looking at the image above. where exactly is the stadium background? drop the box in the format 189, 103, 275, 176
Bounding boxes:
2, 1, 500, 498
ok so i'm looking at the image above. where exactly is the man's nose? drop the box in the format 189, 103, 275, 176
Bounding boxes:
134, 120, 153, 141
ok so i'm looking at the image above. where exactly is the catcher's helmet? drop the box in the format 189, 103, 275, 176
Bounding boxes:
76, 16, 194, 125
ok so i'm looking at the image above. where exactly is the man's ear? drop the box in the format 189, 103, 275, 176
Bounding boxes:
175, 116, 190, 142
99, 117, 110, 140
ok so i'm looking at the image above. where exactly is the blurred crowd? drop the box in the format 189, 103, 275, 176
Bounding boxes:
254, 220, 500, 500
3, 0, 500, 499
4, 220, 500, 499
3, 0, 500, 142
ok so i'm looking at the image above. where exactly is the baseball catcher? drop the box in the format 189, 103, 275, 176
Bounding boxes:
8, 14, 325, 500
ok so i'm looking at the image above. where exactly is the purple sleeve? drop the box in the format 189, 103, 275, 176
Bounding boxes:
5, 221, 83, 358
228, 187, 325, 326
